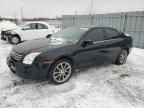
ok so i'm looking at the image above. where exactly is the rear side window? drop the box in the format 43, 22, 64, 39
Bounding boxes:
104, 28, 120, 39
83, 29, 104, 42
37, 23, 48, 29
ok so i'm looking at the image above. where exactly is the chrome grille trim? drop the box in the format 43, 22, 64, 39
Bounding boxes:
10, 50, 23, 61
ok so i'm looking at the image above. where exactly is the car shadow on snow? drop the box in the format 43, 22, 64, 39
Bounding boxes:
73, 62, 113, 75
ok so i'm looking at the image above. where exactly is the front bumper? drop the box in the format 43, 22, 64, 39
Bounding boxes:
1, 34, 9, 41
1, 31, 12, 41
7, 56, 51, 79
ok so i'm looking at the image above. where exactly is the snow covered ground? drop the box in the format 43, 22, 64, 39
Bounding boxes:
0, 40, 144, 108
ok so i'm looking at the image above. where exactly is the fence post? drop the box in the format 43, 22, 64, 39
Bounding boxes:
90, 15, 94, 25
122, 12, 127, 33
72, 16, 75, 26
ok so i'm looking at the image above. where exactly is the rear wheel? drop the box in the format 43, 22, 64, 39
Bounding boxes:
115, 49, 128, 65
48, 59, 73, 84
46, 34, 52, 38
10, 36, 20, 44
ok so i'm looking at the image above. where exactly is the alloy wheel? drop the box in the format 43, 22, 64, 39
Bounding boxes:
53, 62, 72, 83
119, 50, 128, 64
11, 36, 19, 44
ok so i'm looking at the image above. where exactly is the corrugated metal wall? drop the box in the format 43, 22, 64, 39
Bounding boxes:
62, 11, 144, 48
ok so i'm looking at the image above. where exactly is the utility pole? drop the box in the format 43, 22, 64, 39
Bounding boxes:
14, 13, 16, 19
90, 0, 93, 15
14, 13, 17, 24
20, 7, 24, 21
75, 10, 78, 16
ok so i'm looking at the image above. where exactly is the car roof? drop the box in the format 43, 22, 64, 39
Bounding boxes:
68, 26, 120, 33
69, 26, 117, 30
22, 21, 50, 26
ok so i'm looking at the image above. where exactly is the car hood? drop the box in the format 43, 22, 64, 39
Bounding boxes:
3, 28, 16, 32
12, 38, 72, 55
11, 27, 21, 34
1, 27, 17, 32
3, 25, 19, 31
4, 27, 21, 35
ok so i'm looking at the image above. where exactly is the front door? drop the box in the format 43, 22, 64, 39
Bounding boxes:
21, 23, 37, 40
74, 28, 106, 68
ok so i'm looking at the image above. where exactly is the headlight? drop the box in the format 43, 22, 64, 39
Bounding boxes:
7, 30, 16, 35
23, 52, 41, 64
7, 30, 12, 34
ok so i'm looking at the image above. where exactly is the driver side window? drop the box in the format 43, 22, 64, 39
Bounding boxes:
22, 23, 37, 30
83, 29, 104, 42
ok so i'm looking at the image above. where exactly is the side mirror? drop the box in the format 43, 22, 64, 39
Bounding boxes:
46, 34, 52, 38
80, 40, 93, 47
22, 28, 29, 30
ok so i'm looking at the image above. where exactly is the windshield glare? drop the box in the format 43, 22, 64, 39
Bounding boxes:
52, 27, 89, 42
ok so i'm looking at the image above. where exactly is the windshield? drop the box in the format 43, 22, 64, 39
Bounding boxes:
17, 23, 26, 27
51, 27, 89, 42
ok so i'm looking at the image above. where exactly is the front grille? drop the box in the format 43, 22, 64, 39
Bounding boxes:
10, 50, 23, 61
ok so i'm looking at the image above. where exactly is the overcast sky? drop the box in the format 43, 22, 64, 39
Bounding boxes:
0, 0, 144, 18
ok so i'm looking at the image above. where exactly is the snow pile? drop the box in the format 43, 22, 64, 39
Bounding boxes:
0, 21, 17, 33
0, 40, 144, 108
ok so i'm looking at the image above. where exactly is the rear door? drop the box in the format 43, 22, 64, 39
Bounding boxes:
36, 23, 50, 38
102, 28, 124, 62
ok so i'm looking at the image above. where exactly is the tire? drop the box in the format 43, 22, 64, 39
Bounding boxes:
10, 68, 16, 74
115, 49, 128, 65
10, 36, 20, 44
46, 34, 52, 38
48, 59, 73, 84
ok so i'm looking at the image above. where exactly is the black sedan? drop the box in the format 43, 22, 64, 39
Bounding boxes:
7, 27, 132, 84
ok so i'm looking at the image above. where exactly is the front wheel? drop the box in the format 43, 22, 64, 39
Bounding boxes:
115, 49, 128, 65
10, 36, 20, 44
48, 59, 73, 84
